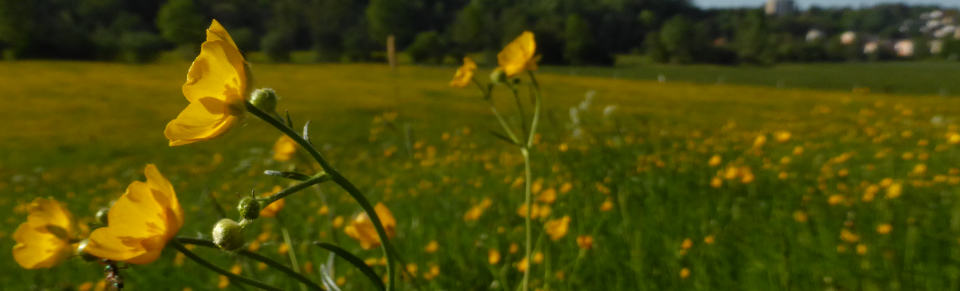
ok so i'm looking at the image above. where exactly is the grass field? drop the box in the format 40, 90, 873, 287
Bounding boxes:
4, 61, 960, 290
543, 61, 960, 97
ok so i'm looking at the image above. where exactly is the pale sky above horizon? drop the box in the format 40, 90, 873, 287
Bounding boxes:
694, 0, 960, 8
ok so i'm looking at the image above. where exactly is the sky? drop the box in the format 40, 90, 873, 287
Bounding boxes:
694, 0, 960, 9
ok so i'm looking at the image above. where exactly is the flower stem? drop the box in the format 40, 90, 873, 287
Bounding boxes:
520, 71, 543, 291
520, 147, 532, 291
245, 101, 397, 291
277, 215, 307, 291
170, 240, 282, 291
262, 173, 330, 205
175, 237, 323, 290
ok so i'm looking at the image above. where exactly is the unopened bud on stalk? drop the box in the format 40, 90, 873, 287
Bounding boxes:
212, 218, 245, 251
489, 68, 507, 85
75, 239, 99, 262
237, 197, 260, 221
249, 88, 279, 114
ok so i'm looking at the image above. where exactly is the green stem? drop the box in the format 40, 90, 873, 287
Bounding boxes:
261, 173, 330, 205
525, 72, 543, 148
170, 240, 282, 291
246, 101, 397, 291
278, 215, 307, 291
315, 242, 387, 291
510, 85, 529, 138
520, 147, 533, 291
175, 237, 323, 290
520, 71, 543, 291
475, 78, 520, 145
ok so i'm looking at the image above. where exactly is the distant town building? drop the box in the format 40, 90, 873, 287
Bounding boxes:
894, 40, 915, 57
765, 0, 795, 16
863, 41, 879, 54
805, 29, 824, 42
930, 40, 944, 55
841, 31, 857, 45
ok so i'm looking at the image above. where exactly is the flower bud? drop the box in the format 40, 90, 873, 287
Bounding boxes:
237, 197, 260, 221
489, 68, 507, 85
95, 207, 110, 225
75, 239, 100, 262
249, 88, 278, 114
212, 218, 245, 251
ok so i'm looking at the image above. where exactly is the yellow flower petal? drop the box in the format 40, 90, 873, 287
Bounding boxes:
497, 31, 536, 77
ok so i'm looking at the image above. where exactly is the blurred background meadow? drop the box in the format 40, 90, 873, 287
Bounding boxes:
5, 0, 960, 290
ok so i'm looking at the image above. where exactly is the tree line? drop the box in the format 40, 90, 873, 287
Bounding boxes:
0, 0, 956, 65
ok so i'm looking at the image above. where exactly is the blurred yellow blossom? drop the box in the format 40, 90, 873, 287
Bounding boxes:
577, 235, 594, 250
488, 249, 501, 265
876, 224, 892, 234
424, 240, 439, 254
259, 185, 286, 218
449, 57, 476, 88
497, 31, 537, 77
13, 197, 75, 269
545, 216, 571, 241
272, 135, 297, 161
344, 203, 396, 249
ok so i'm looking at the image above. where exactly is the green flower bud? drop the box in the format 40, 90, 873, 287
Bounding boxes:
489, 68, 507, 85
95, 207, 110, 225
249, 88, 278, 114
75, 239, 99, 262
237, 197, 260, 221
212, 218, 245, 251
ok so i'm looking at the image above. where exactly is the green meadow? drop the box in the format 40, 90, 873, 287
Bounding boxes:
5, 61, 960, 290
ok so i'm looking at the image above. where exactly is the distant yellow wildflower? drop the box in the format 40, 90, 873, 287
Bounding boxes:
13, 197, 75, 269
886, 183, 902, 199
680, 267, 690, 279
488, 249, 501, 265
497, 31, 537, 77
708, 155, 722, 167
545, 216, 571, 241
424, 240, 439, 254
775, 130, 791, 143
344, 203, 396, 249
681, 238, 693, 250
876, 224, 892, 235
259, 186, 286, 218
165, 19, 249, 146
86, 164, 183, 264
273, 135, 297, 162
449, 57, 476, 88
576, 235, 594, 250
600, 199, 614, 212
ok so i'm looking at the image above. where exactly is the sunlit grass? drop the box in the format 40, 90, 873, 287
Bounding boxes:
4, 61, 960, 289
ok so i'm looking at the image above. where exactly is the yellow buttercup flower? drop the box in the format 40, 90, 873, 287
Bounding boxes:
13, 197, 75, 269
259, 186, 286, 218
344, 203, 396, 249
544, 215, 571, 241
449, 57, 476, 88
165, 19, 249, 146
85, 164, 184, 264
497, 31, 537, 78
273, 135, 297, 162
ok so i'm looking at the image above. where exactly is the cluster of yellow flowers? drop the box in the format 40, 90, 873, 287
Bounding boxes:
13, 19, 398, 290
14, 164, 181, 269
